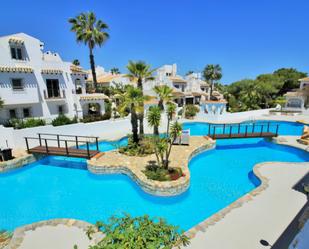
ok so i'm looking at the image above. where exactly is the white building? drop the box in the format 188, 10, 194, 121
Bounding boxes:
284, 77, 309, 110
0, 33, 108, 124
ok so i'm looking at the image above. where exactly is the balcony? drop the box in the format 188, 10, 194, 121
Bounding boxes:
43, 89, 66, 102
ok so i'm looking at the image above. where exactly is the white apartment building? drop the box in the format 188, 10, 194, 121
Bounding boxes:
0, 33, 108, 124
284, 77, 309, 110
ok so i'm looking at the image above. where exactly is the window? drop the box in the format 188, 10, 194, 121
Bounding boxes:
10, 47, 23, 60
58, 105, 64, 114
75, 79, 82, 94
46, 79, 60, 98
9, 109, 16, 119
23, 108, 31, 118
11, 78, 24, 91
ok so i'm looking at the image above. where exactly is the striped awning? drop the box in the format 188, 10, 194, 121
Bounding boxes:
0, 66, 33, 73
41, 69, 63, 74
79, 94, 109, 101
8, 37, 24, 44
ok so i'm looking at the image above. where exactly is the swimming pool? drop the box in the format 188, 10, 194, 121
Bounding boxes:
1, 133, 308, 231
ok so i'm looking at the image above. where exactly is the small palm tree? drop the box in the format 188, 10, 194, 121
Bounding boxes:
164, 121, 182, 169
147, 106, 161, 136
69, 12, 109, 90
110, 67, 120, 75
118, 86, 144, 143
153, 85, 173, 111
203, 64, 222, 98
126, 61, 155, 136
72, 59, 80, 66
166, 103, 176, 136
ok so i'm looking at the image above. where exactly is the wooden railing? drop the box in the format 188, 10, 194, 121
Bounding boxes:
208, 122, 279, 139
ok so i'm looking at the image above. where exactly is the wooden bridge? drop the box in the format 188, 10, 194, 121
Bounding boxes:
208, 122, 279, 139
25, 133, 100, 159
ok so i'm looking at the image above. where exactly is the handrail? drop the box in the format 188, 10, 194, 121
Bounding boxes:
37, 133, 98, 139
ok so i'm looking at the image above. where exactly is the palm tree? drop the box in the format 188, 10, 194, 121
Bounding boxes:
110, 67, 120, 75
72, 59, 80, 66
164, 121, 182, 169
166, 103, 176, 136
126, 61, 155, 136
147, 106, 161, 136
153, 85, 173, 111
69, 12, 109, 90
118, 86, 144, 143
203, 64, 222, 98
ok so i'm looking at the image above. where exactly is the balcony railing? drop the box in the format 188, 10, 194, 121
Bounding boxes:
43, 89, 66, 100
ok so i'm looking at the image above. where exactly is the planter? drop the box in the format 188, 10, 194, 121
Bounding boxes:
1, 148, 13, 161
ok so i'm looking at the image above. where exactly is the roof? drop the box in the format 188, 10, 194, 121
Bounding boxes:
169, 76, 187, 83
199, 80, 209, 86
299, 77, 309, 82
70, 65, 87, 74
172, 88, 185, 97
87, 73, 124, 83
284, 91, 304, 97
41, 69, 63, 74
0, 66, 33, 73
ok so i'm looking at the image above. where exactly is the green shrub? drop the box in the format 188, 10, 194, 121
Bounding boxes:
51, 115, 77, 126
118, 136, 155, 156
143, 165, 184, 181
4, 118, 46, 129
81, 113, 111, 123
87, 214, 190, 249
184, 105, 199, 119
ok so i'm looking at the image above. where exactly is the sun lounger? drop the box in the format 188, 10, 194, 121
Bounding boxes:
181, 129, 190, 145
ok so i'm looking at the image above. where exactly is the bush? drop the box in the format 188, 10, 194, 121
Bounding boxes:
184, 105, 199, 119
87, 214, 190, 249
143, 165, 184, 181
118, 136, 155, 156
51, 115, 77, 126
4, 118, 46, 129
81, 113, 111, 123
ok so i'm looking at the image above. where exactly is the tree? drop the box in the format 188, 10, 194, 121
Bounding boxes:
87, 214, 190, 249
110, 67, 120, 75
118, 86, 145, 143
166, 103, 176, 137
126, 61, 155, 136
72, 59, 80, 66
185, 70, 194, 76
147, 106, 161, 136
153, 85, 173, 110
69, 12, 109, 91
203, 64, 222, 98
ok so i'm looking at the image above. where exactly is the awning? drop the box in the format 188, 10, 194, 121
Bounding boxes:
79, 94, 109, 101
41, 69, 63, 74
8, 37, 24, 45
70, 65, 88, 75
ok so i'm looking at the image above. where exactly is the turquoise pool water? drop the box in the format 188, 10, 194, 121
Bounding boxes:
0, 121, 308, 231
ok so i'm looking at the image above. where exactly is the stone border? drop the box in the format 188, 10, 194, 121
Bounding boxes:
184, 160, 309, 239
88, 141, 215, 197
0, 154, 36, 173
7, 218, 103, 249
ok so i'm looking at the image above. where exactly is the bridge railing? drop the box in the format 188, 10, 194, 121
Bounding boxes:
208, 122, 279, 138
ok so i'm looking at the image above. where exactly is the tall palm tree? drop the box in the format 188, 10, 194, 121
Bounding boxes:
110, 68, 120, 75
118, 86, 144, 144
203, 64, 222, 98
69, 12, 109, 90
126, 61, 155, 136
147, 106, 161, 136
153, 85, 173, 111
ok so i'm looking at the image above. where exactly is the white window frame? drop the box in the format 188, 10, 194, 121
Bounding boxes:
11, 78, 24, 91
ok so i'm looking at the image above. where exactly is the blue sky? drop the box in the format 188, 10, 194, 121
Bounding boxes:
1, 0, 308, 83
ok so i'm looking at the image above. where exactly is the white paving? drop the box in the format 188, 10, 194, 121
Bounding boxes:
185, 163, 309, 249
17, 225, 93, 249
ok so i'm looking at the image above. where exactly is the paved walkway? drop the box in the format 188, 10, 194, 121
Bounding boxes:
185, 162, 309, 249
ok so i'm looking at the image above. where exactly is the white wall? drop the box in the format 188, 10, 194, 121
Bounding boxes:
0, 118, 132, 150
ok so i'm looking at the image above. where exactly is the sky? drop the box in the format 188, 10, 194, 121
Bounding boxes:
0, 0, 308, 84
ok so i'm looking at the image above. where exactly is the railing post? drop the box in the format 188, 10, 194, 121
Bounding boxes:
208, 124, 211, 136
75, 136, 79, 149
65, 141, 69, 155
57, 135, 60, 148
229, 126, 232, 137
223, 124, 226, 134
86, 142, 90, 158
275, 125, 279, 136
96, 137, 99, 151
25, 138, 29, 153
38, 134, 42, 146
260, 124, 263, 136
252, 123, 255, 134
238, 123, 240, 134
45, 139, 49, 154
245, 126, 248, 137
267, 122, 270, 133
